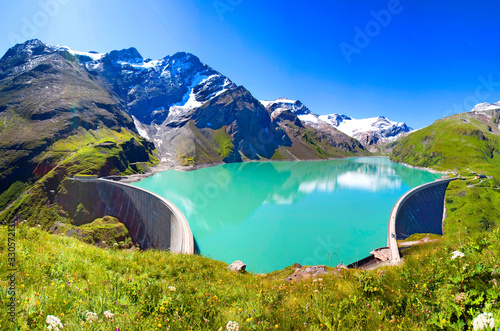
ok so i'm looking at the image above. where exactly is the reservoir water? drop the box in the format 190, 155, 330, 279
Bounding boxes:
131, 157, 441, 273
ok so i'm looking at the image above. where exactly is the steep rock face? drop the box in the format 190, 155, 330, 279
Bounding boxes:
262, 99, 368, 159
0, 40, 152, 199
80, 48, 236, 125
261, 98, 312, 116
149, 87, 288, 164
261, 98, 411, 149
319, 114, 412, 148
0, 40, 373, 173
192, 87, 282, 159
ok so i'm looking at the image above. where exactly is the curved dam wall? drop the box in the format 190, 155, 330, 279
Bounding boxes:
388, 178, 457, 262
65, 177, 194, 254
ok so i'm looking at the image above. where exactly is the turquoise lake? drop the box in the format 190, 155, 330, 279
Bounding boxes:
131, 157, 441, 273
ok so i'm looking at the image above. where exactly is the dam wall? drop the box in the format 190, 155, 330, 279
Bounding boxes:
387, 178, 457, 262
65, 177, 194, 254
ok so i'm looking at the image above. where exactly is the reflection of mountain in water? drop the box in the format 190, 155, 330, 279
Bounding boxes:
134, 157, 440, 238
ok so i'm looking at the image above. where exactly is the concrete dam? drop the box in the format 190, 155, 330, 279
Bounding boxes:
65, 177, 194, 254
387, 178, 457, 262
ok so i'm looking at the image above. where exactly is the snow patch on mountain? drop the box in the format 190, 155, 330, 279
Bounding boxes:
297, 114, 320, 124
471, 101, 500, 113
260, 98, 312, 116
132, 116, 150, 140
261, 98, 412, 147
167, 74, 233, 117
326, 115, 403, 137
117, 59, 160, 70
55, 46, 105, 61
168, 74, 211, 116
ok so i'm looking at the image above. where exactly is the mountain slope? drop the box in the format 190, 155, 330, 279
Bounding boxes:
391, 110, 500, 172
262, 98, 369, 159
0, 40, 157, 213
261, 98, 412, 150
61, 42, 370, 164
390, 105, 500, 235
320, 114, 412, 147
0, 40, 373, 217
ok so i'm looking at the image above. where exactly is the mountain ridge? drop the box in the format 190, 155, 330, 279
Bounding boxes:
260, 97, 412, 149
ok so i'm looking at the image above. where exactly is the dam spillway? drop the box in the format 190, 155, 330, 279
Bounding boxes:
65, 177, 194, 254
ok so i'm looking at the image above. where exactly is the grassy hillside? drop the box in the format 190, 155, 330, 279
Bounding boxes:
1, 225, 499, 330
391, 110, 500, 234
0, 49, 135, 199
0, 126, 158, 229
391, 112, 500, 176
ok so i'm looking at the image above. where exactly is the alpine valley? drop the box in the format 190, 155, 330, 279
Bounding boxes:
2, 39, 500, 331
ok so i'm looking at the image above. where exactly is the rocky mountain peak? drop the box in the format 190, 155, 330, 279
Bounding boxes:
319, 113, 352, 127
105, 47, 143, 64
0, 39, 52, 62
260, 98, 312, 116
471, 101, 500, 113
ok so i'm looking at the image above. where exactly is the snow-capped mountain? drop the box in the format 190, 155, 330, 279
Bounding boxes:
0, 40, 371, 167
320, 114, 412, 146
471, 101, 500, 113
55, 45, 237, 126
261, 98, 412, 147
470, 101, 500, 130
260, 98, 321, 125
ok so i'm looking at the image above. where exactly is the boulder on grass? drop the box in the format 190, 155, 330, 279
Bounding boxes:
227, 260, 246, 272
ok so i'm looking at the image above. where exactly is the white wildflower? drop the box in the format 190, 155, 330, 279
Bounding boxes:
168, 286, 176, 292
226, 320, 239, 331
85, 311, 98, 323
103, 310, 114, 319
451, 250, 465, 260
472, 312, 495, 330
46, 315, 64, 330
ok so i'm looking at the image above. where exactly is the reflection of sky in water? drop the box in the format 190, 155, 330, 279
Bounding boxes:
270, 163, 402, 203
337, 167, 401, 192
132, 157, 442, 273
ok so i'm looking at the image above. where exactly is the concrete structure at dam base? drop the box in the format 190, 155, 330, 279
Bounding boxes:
66, 177, 194, 254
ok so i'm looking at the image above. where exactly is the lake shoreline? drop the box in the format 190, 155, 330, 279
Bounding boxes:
127, 156, 442, 273
119, 155, 392, 183
389, 160, 451, 175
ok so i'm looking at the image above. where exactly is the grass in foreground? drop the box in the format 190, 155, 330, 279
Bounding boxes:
0, 225, 499, 330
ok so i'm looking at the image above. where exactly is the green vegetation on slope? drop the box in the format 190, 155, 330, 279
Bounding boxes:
391, 113, 500, 176
0, 52, 135, 200
49, 216, 133, 249
0, 127, 158, 229
391, 111, 500, 234
0, 181, 26, 212
1, 225, 499, 330
278, 121, 371, 160
213, 127, 235, 160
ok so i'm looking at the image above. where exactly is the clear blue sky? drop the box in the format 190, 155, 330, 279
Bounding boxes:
1, 0, 500, 129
